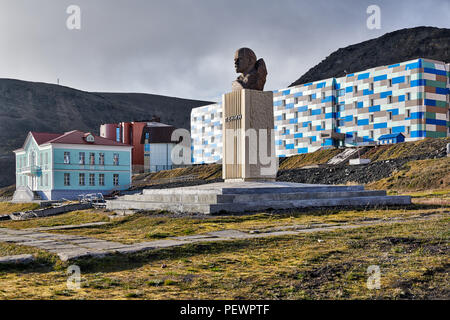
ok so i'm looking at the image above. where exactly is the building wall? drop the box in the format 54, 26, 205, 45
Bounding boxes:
190, 58, 450, 162
191, 103, 223, 164
15, 136, 132, 200
52, 146, 131, 191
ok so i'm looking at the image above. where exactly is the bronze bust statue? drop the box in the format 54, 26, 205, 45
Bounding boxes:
232, 48, 267, 91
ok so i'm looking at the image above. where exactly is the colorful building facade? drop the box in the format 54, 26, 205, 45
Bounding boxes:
100, 118, 179, 173
191, 58, 450, 163
13, 130, 132, 201
191, 103, 223, 164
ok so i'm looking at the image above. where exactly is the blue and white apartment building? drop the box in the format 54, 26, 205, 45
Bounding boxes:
13, 130, 132, 201
191, 58, 450, 163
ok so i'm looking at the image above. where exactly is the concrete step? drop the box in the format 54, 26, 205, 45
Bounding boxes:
106, 195, 411, 214
120, 190, 387, 204
141, 184, 365, 196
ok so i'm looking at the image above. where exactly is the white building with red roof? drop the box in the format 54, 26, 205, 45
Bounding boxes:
13, 130, 132, 201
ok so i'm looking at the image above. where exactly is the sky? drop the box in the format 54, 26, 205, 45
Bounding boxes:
0, 0, 449, 102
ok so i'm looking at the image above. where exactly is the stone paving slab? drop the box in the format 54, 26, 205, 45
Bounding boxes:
0, 254, 34, 264
0, 213, 444, 262
29, 222, 109, 232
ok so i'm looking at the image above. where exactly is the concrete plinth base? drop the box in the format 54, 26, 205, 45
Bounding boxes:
106, 181, 411, 215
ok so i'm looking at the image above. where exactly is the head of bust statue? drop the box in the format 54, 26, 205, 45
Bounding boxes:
234, 48, 257, 74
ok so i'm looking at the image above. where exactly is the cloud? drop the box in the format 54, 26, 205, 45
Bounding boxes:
0, 0, 449, 101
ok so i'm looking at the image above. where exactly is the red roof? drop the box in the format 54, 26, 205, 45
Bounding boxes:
30, 132, 61, 145
31, 130, 130, 147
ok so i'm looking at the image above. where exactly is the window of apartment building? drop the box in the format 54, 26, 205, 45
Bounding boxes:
406, 109, 411, 118
282, 127, 287, 134
370, 131, 374, 139
64, 173, 70, 186
353, 101, 358, 109
64, 152, 70, 164
308, 95, 312, 102
308, 123, 312, 131
294, 111, 299, 118
370, 99, 374, 106
99, 174, 105, 186
388, 112, 393, 120
113, 174, 119, 186
89, 174, 95, 186
406, 76, 411, 84
337, 89, 345, 97
370, 114, 374, 123
211, 149, 215, 155
45, 153, 48, 164
322, 121, 326, 129
39, 154, 43, 166
354, 117, 358, 125
113, 153, 119, 166
370, 83, 374, 91
338, 104, 345, 112
281, 100, 286, 107
308, 109, 312, 116
321, 92, 326, 100
407, 93, 411, 101
45, 174, 48, 187
79, 173, 85, 186
309, 137, 313, 144
354, 85, 358, 93
211, 136, 215, 143
407, 126, 411, 134
388, 79, 392, 87
294, 125, 298, 132
219, 112, 223, 118
389, 128, 392, 134
193, 117, 197, 122
282, 140, 286, 147
211, 113, 214, 120
202, 127, 205, 133
79, 152, 85, 165
321, 107, 326, 114
294, 98, 299, 104
39, 176, 43, 187
89, 153, 95, 165
282, 113, 286, 120
388, 96, 393, 104
202, 115, 205, 121
99, 153, 105, 165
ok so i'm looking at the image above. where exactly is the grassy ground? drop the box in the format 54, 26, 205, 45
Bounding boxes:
368, 157, 450, 192
0, 209, 110, 230
0, 202, 40, 215
362, 137, 449, 162
0, 216, 447, 299
279, 149, 341, 170
0, 202, 447, 244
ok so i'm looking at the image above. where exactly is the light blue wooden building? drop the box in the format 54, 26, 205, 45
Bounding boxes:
13, 130, 132, 201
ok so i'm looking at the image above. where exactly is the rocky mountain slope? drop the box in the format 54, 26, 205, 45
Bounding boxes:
290, 26, 450, 87
0, 78, 212, 187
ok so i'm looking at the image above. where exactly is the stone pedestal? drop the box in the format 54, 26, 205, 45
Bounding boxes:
222, 89, 277, 182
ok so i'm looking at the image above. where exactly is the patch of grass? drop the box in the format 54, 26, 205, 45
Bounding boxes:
0, 209, 110, 230
45, 205, 449, 244
0, 216, 447, 299
0, 202, 40, 215
279, 149, 341, 170
368, 157, 450, 192
362, 137, 450, 162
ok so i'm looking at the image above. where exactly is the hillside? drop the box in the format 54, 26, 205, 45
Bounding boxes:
290, 26, 450, 86
0, 78, 212, 187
